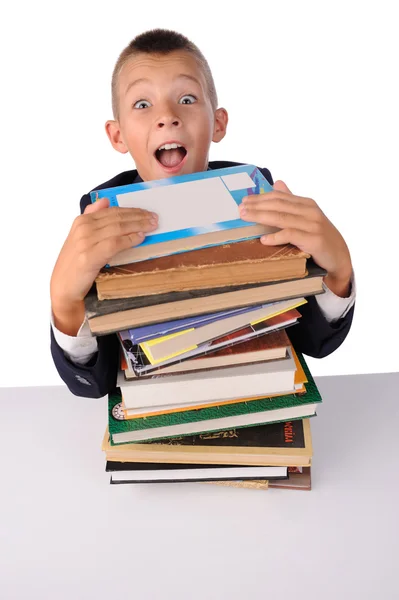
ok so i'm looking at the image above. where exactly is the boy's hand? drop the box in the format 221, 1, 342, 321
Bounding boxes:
239, 181, 353, 297
50, 198, 158, 334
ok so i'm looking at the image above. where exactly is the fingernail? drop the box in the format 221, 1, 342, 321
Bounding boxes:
150, 212, 158, 219
138, 232, 145, 237
150, 219, 158, 226
239, 207, 247, 216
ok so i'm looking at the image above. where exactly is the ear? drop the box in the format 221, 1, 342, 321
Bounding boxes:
105, 120, 129, 154
212, 108, 228, 143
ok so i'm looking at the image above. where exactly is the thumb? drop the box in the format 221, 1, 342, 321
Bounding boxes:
273, 180, 292, 194
84, 197, 110, 214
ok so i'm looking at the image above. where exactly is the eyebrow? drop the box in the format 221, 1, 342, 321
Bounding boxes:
125, 74, 201, 96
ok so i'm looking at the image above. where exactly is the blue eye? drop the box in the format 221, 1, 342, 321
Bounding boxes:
134, 100, 152, 109
179, 95, 197, 104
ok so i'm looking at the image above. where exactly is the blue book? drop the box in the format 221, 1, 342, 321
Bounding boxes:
119, 303, 270, 345
90, 164, 275, 266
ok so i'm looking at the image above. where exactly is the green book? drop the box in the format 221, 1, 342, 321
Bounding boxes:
108, 352, 322, 445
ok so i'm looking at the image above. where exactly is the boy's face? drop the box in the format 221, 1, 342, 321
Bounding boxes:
106, 50, 228, 181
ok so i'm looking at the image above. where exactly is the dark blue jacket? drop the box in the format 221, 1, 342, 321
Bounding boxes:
51, 161, 355, 398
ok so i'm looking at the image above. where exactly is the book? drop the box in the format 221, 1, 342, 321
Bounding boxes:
85, 260, 326, 335
102, 418, 313, 467
122, 304, 268, 344
90, 164, 277, 266
118, 347, 297, 410
106, 462, 288, 484
108, 353, 321, 443
206, 467, 312, 491
205, 479, 269, 490
95, 240, 309, 300
121, 308, 301, 375
131, 298, 306, 366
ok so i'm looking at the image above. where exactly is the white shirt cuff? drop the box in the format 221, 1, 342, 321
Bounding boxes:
51, 311, 98, 365
315, 271, 356, 323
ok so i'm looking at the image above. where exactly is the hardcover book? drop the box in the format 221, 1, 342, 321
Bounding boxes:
95, 240, 309, 300
102, 417, 313, 467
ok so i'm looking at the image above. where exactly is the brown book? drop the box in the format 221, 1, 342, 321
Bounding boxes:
86, 261, 326, 335
95, 241, 309, 300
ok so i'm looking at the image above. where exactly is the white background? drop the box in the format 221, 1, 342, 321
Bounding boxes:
0, 0, 398, 387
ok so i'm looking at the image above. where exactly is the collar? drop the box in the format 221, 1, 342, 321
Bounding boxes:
133, 165, 212, 184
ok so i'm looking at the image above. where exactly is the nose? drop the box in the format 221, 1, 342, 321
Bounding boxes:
156, 104, 182, 129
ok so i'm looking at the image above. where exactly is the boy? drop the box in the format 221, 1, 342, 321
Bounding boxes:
50, 29, 355, 398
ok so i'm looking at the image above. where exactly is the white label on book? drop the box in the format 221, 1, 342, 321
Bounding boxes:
115, 178, 240, 235
221, 172, 256, 191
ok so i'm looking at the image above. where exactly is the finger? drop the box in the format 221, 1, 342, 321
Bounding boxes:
239, 207, 317, 234
84, 197, 110, 214
91, 205, 158, 223
273, 180, 292, 194
241, 197, 316, 219
260, 228, 314, 250
242, 190, 310, 207
87, 217, 159, 246
92, 231, 149, 265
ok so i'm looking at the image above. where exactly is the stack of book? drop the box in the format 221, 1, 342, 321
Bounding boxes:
85, 165, 325, 490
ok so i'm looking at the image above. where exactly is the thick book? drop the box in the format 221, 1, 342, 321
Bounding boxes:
108, 352, 321, 444
85, 260, 326, 335
95, 240, 309, 300
121, 308, 301, 376
107, 462, 288, 484
90, 164, 276, 266
129, 298, 306, 367
118, 347, 297, 410
103, 418, 313, 467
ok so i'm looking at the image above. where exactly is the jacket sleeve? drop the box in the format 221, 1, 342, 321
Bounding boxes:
287, 294, 355, 358
50, 326, 119, 398
50, 192, 120, 398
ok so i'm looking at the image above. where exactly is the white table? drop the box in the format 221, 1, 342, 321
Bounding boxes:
1, 373, 398, 600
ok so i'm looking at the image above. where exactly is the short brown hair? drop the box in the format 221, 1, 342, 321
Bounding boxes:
111, 29, 218, 119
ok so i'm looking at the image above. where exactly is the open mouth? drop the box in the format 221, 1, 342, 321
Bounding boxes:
154, 143, 188, 170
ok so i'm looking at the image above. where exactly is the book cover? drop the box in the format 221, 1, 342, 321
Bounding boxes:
108, 352, 321, 444
90, 164, 276, 265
